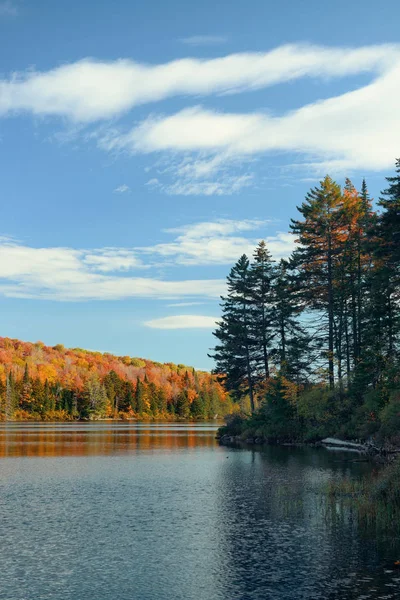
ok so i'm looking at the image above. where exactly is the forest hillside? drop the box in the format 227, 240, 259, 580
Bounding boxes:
0, 337, 234, 420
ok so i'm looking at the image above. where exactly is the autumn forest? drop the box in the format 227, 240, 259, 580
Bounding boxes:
0, 338, 232, 421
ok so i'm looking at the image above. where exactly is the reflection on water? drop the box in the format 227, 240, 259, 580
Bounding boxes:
0, 423, 399, 599
0, 422, 217, 457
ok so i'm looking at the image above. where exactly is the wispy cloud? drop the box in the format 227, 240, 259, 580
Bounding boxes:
144, 315, 219, 329
179, 35, 227, 46
167, 302, 206, 307
148, 173, 253, 196
109, 63, 400, 174
0, 238, 224, 300
2, 43, 400, 190
0, 218, 296, 301
113, 184, 130, 193
0, 1, 18, 17
137, 219, 295, 265
1, 44, 398, 122
82, 248, 142, 272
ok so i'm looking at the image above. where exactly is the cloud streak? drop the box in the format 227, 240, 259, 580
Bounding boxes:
138, 219, 295, 266
0, 238, 224, 300
1, 43, 398, 122
2, 43, 400, 190
113, 184, 130, 194
144, 315, 219, 329
106, 60, 400, 173
0, 219, 295, 301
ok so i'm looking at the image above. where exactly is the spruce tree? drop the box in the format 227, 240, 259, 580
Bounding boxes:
210, 255, 256, 412
273, 259, 312, 384
290, 176, 344, 389
5, 372, 17, 420
135, 379, 145, 415
250, 241, 275, 381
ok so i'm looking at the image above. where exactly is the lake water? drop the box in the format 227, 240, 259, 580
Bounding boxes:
0, 422, 399, 600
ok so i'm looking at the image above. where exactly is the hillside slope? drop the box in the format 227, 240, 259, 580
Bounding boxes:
0, 337, 233, 420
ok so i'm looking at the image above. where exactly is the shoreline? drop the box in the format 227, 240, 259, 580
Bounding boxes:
217, 433, 400, 463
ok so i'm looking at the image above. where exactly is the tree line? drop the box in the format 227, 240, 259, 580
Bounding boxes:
0, 339, 232, 420
213, 159, 399, 442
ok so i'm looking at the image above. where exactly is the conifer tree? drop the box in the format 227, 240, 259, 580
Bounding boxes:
19, 363, 33, 411
250, 241, 275, 380
290, 176, 344, 389
210, 255, 256, 411
135, 379, 145, 415
273, 259, 312, 383
5, 372, 17, 419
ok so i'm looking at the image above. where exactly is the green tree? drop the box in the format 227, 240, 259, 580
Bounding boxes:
211, 255, 256, 411
290, 176, 344, 389
85, 375, 108, 418
135, 379, 146, 415
5, 372, 17, 419
250, 240, 275, 380
175, 390, 190, 418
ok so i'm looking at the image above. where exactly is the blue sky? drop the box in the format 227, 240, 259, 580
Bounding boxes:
0, 0, 399, 369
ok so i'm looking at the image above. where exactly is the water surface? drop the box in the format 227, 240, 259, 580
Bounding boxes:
0, 422, 399, 600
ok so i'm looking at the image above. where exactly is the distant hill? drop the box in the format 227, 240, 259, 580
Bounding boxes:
0, 337, 234, 420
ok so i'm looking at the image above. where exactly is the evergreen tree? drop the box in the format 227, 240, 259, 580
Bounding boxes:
157, 387, 167, 414
5, 372, 17, 419
290, 176, 344, 389
210, 255, 256, 411
123, 380, 136, 413
19, 363, 33, 411
375, 159, 400, 357
273, 259, 312, 384
135, 379, 145, 415
190, 394, 206, 419
149, 382, 158, 416
250, 240, 275, 381
175, 390, 190, 418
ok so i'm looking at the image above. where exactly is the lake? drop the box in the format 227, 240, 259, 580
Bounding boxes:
0, 422, 399, 600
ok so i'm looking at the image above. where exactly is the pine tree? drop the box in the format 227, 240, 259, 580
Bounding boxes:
5, 372, 17, 419
273, 259, 312, 384
290, 176, 344, 389
359, 160, 400, 391
176, 390, 190, 418
210, 255, 256, 411
190, 394, 206, 419
250, 241, 275, 381
123, 381, 135, 413
19, 363, 33, 411
135, 379, 145, 415
157, 387, 167, 414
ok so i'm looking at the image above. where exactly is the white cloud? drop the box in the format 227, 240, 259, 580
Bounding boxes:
0, 219, 296, 301
144, 315, 219, 329
0, 1, 18, 17
2, 43, 400, 190
82, 248, 142, 272
138, 219, 295, 265
158, 174, 253, 196
113, 184, 130, 193
1, 43, 398, 122
179, 35, 227, 46
139, 219, 264, 265
0, 238, 225, 300
167, 302, 206, 307
109, 56, 400, 173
